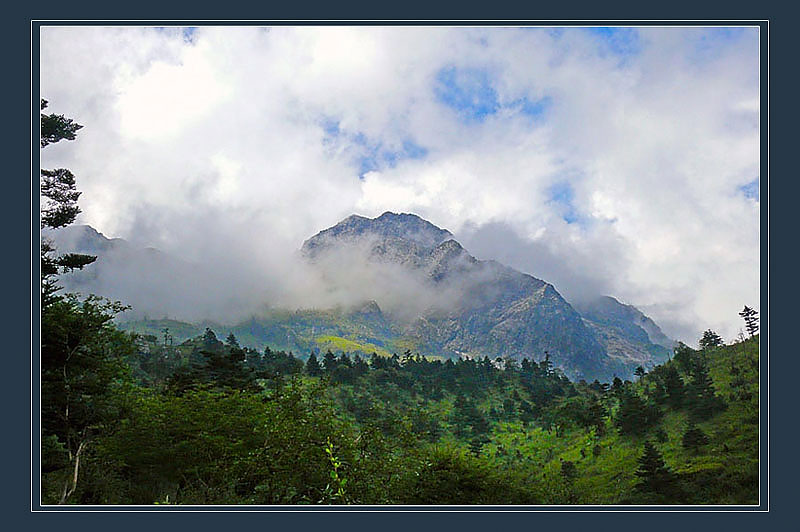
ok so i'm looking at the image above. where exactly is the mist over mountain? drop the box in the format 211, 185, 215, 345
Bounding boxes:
42, 225, 273, 323
301, 212, 672, 379
46, 213, 674, 380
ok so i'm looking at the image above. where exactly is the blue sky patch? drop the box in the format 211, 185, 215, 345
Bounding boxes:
152, 26, 197, 44
382, 140, 428, 166
548, 181, 580, 224
320, 120, 428, 178
739, 178, 759, 201
360, 139, 429, 177
584, 27, 642, 59
182, 27, 197, 43
435, 66, 499, 123
517, 96, 552, 119
320, 117, 341, 139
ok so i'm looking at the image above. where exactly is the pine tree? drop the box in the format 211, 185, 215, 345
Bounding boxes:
739, 306, 759, 338
40, 99, 96, 306
352, 354, 369, 376
202, 328, 220, 350
225, 332, 240, 349
615, 389, 662, 436
685, 359, 725, 422
662, 365, 685, 409
682, 422, 710, 452
322, 350, 337, 372
225, 333, 245, 363
634, 441, 682, 502
699, 329, 724, 349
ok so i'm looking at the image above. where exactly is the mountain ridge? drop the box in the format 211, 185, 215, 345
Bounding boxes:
300, 212, 671, 379
47, 215, 674, 380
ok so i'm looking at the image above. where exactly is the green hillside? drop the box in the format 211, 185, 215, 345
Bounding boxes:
120, 311, 422, 361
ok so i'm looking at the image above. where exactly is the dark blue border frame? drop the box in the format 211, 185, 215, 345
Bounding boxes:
19, 14, 778, 529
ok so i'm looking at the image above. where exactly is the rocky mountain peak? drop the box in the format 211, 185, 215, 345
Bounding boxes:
301, 212, 453, 259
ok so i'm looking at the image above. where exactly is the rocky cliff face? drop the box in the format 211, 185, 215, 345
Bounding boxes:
574, 296, 674, 369
302, 212, 621, 380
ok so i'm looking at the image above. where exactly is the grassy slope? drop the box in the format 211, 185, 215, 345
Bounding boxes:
120, 313, 423, 360
475, 337, 759, 504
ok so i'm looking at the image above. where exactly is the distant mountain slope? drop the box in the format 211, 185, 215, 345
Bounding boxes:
575, 296, 674, 368
41, 225, 245, 322
42, 224, 188, 295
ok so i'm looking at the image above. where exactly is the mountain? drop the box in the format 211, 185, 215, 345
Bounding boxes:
301, 212, 655, 380
302, 212, 453, 261
575, 296, 674, 369
46, 215, 674, 381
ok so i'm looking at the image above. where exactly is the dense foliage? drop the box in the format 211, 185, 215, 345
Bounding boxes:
41, 322, 760, 505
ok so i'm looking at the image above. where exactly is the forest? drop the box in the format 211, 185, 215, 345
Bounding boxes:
41, 296, 760, 505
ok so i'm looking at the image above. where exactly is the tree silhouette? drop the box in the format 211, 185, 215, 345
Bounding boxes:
635, 441, 682, 502
699, 329, 723, 349
40, 99, 96, 306
305, 352, 322, 376
739, 306, 759, 338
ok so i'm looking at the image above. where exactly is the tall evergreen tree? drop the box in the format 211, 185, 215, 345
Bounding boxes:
322, 350, 338, 372
39, 101, 138, 502
634, 441, 682, 502
685, 360, 725, 422
739, 306, 759, 338
225, 333, 245, 363
306, 352, 322, 376
682, 422, 710, 452
40, 99, 96, 306
615, 389, 661, 436
202, 328, 220, 350
662, 365, 685, 409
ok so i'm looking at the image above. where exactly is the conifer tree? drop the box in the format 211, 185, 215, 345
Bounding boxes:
635, 441, 682, 502
225, 333, 245, 363
699, 329, 724, 349
40, 99, 96, 306
685, 360, 725, 422
615, 389, 662, 436
739, 306, 759, 338
202, 328, 220, 350
682, 422, 710, 452
322, 350, 337, 372
662, 365, 685, 409
303, 352, 319, 376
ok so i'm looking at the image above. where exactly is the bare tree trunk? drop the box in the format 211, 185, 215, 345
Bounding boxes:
59, 439, 86, 504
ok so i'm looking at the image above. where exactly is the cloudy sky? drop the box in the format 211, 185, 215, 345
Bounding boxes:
40, 25, 760, 343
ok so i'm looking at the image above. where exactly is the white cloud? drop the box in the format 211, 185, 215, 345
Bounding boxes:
39, 25, 760, 344
116, 42, 233, 140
